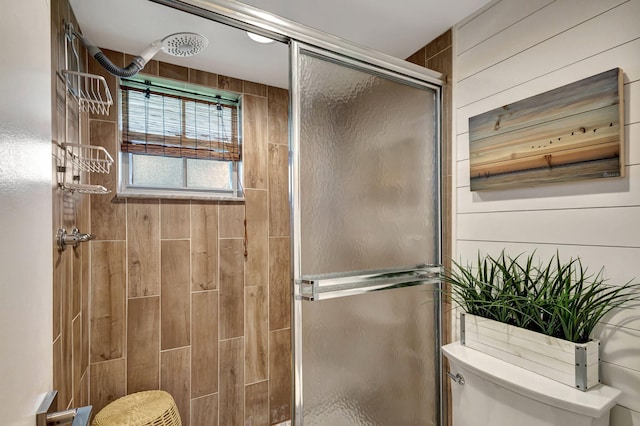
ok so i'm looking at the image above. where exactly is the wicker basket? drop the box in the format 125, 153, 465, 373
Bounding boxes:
92, 390, 182, 426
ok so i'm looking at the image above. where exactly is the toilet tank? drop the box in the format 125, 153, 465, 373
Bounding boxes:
442, 342, 621, 426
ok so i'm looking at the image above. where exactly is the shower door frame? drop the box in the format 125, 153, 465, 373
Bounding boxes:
147, 1, 445, 424
290, 41, 443, 425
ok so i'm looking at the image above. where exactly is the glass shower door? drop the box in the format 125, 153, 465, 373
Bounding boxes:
291, 42, 442, 425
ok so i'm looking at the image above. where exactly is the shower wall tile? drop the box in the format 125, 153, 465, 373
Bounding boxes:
246, 381, 270, 426
90, 241, 125, 362
269, 329, 292, 425
127, 200, 160, 297
191, 291, 219, 398
159, 61, 189, 82
267, 86, 289, 146
243, 95, 268, 189
219, 238, 245, 339
245, 189, 268, 286
191, 393, 218, 426
161, 200, 190, 239
53, 338, 62, 410
192, 203, 219, 291
219, 203, 245, 239
425, 29, 452, 60
218, 74, 243, 93
427, 48, 453, 84
90, 358, 126, 415
53, 80, 66, 143
52, 245, 67, 340
406, 47, 426, 67
244, 80, 268, 97
268, 144, 290, 237
189, 69, 218, 87
81, 255, 89, 374
72, 316, 82, 405
79, 371, 88, 407
220, 337, 245, 426
89, 120, 125, 240
127, 296, 160, 393
245, 286, 268, 383
161, 347, 191, 426
269, 237, 291, 331
161, 240, 191, 350
80, 50, 293, 425
61, 275, 72, 408
72, 245, 81, 317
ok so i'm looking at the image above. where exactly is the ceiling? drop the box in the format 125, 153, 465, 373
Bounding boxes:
69, 0, 491, 88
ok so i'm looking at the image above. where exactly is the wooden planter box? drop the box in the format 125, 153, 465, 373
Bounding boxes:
460, 313, 600, 391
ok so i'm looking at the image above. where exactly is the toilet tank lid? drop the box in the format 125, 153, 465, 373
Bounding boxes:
442, 342, 621, 419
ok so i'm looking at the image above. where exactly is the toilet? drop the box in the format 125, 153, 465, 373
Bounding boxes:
442, 342, 621, 426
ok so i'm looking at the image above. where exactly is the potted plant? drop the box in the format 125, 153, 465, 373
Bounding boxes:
441, 251, 639, 390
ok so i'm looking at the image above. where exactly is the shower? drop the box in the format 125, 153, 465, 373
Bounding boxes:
67, 23, 208, 77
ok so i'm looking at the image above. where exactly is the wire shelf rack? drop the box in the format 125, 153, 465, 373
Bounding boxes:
62, 70, 113, 115
63, 143, 114, 174
59, 182, 111, 195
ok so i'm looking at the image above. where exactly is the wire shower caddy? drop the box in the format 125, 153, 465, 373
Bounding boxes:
57, 21, 114, 194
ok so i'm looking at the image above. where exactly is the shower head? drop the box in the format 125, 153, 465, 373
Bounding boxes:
70, 24, 209, 78
161, 33, 209, 57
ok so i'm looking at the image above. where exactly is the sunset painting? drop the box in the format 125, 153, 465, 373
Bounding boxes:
469, 68, 624, 191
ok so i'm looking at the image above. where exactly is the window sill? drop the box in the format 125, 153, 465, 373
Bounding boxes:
115, 188, 245, 202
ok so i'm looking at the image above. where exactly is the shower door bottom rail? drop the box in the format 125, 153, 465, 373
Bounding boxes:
297, 264, 441, 301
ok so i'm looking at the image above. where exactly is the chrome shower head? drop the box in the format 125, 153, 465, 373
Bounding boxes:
161, 32, 209, 57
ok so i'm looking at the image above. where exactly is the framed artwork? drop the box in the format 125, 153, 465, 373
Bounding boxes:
469, 68, 624, 191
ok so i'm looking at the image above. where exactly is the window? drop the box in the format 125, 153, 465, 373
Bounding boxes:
118, 76, 242, 199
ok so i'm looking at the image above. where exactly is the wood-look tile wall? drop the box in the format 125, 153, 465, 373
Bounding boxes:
406, 30, 453, 426
85, 49, 291, 425
51, 0, 90, 411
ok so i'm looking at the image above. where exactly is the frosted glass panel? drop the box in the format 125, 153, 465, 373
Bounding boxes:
186, 158, 231, 189
295, 47, 440, 426
131, 154, 182, 188
299, 52, 438, 276
302, 286, 437, 425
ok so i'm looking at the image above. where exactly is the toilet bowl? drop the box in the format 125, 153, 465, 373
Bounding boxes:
442, 342, 621, 426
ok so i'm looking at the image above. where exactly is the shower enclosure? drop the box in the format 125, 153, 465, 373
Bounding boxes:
290, 42, 442, 425
149, 1, 443, 424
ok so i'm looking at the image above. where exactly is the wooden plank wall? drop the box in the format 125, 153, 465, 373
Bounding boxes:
453, 0, 640, 424
84, 49, 291, 425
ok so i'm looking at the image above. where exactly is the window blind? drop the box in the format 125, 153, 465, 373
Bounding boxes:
121, 85, 240, 161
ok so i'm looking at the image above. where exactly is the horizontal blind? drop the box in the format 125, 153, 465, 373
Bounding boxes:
121, 85, 240, 161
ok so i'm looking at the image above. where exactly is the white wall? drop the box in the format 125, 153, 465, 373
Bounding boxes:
0, 0, 53, 425
453, 0, 640, 424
